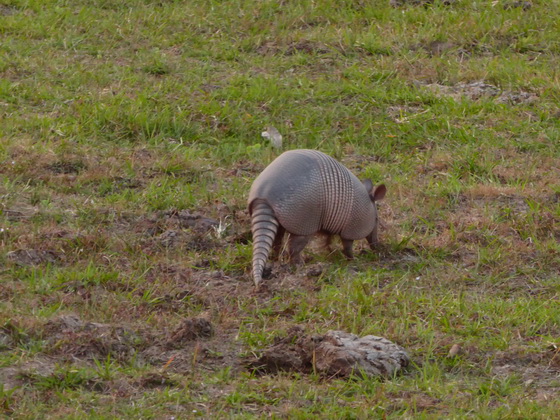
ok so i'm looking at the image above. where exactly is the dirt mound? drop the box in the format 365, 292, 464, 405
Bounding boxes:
248, 326, 410, 379
166, 317, 214, 348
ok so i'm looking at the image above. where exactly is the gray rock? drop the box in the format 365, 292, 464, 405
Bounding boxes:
309, 331, 410, 378
261, 126, 283, 149
249, 327, 409, 379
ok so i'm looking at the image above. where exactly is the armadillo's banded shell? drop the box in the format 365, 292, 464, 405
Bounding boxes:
248, 149, 375, 240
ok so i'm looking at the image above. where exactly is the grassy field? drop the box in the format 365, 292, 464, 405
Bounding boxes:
1, 0, 560, 417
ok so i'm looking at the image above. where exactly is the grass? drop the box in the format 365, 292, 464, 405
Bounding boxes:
1, 0, 560, 418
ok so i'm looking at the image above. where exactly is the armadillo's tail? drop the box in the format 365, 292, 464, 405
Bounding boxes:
250, 199, 279, 287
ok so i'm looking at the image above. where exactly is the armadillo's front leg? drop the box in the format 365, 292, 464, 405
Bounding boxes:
288, 234, 311, 264
366, 224, 379, 249
341, 238, 354, 259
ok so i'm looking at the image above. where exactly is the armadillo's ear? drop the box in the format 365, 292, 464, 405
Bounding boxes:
362, 179, 374, 193
371, 184, 387, 202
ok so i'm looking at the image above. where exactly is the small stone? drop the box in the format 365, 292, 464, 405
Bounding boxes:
448, 343, 461, 357
261, 126, 283, 149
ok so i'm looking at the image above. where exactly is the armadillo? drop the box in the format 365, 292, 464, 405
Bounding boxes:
248, 149, 387, 286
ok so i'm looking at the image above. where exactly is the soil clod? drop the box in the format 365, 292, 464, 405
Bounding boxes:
167, 317, 214, 348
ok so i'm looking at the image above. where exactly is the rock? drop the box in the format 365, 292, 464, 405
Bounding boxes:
423, 81, 538, 105
261, 126, 283, 149
308, 331, 410, 378
456, 81, 501, 99
496, 91, 537, 105
448, 343, 461, 357
248, 327, 409, 379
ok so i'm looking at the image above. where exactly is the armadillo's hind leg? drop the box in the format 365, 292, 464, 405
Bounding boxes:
271, 225, 286, 261
288, 234, 311, 264
341, 238, 354, 259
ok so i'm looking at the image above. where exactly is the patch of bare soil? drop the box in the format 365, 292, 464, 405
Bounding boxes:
2, 207, 37, 221
460, 187, 531, 213
221, 160, 263, 178
2, 317, 216, 393
32, 313, 243, 376
247, 326, 410, 379
256, 40, 331, 56
134, 372, 181, 389
125, 209, 223, 254
6, 249, 60, 266
4, 227, 106, 268
137, 209, 220, 236
46, 160, 86, 175
159, 210, 219, 233
141, 318, 242, 374
503, 1, 532, 10
42, 314, 147, 362
142, 263, 254, 310
411, 40, 457, 56
491, 345, 560, 390
285, 40, 331, 55
96, 210, 230, 278
0, 4, 18, 16
0, 357, 58, 391
495, 90, 539, 105
390, 0, 456, 7
422, 81, 538, 104
99, 176, 142, 195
